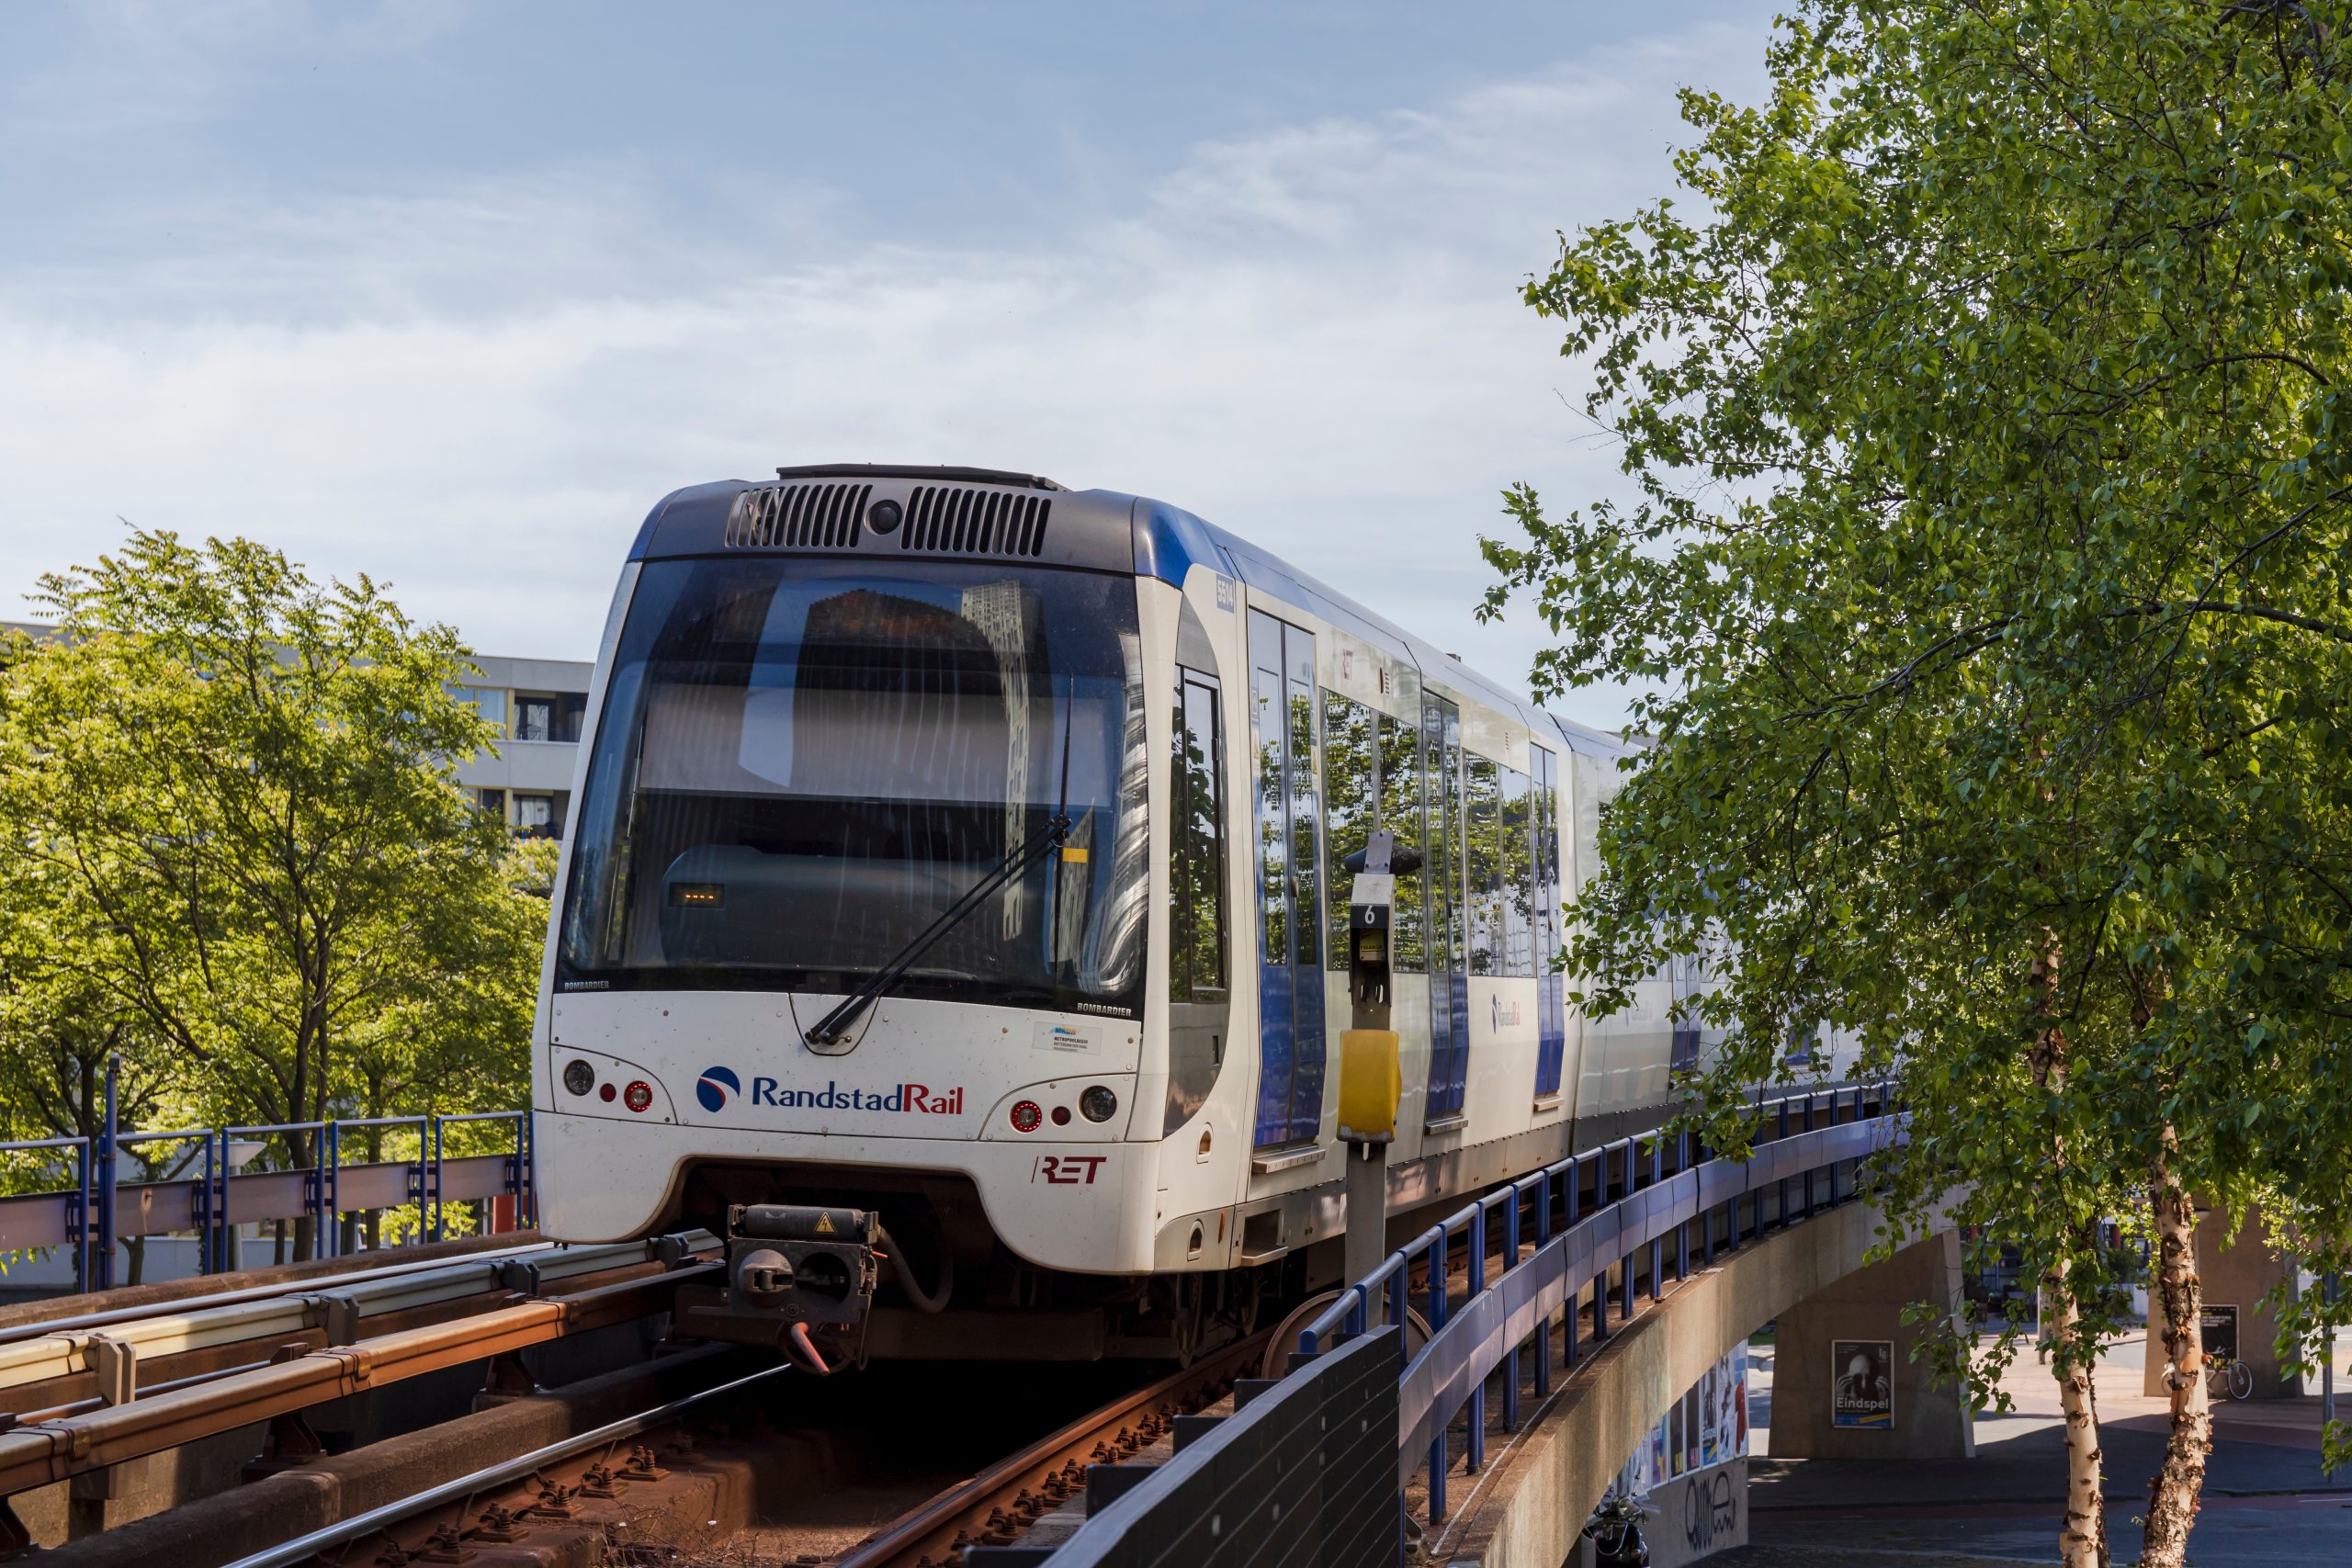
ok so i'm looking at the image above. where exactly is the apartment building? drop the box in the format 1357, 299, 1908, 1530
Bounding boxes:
4, 625, 590, 843
448, 653, 594, 840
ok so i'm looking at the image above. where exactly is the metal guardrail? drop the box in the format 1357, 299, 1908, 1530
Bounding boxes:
0, 1063, 534, 1289
1029, 1087, 1897, 1564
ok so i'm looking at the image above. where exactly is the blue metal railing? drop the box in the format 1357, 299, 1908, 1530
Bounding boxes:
1024, 1086, 1900, 1567
1295, 1084, 1894, 1521
0, 1070, 537, 1292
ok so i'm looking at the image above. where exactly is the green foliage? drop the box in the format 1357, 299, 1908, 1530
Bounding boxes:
1482, 0, 2352, 1457
0, 531, 546, 1227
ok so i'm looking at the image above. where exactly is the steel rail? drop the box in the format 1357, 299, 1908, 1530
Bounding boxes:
835, 1329, 1273, 1568
0, 1235, 560, 1348
0, 1261, 719, 1496
219, 1361, 793, 1568
0, 1233, 715, 1395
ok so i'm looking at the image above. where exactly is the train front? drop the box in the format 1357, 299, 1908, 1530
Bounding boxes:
532, 470, 1160, 1364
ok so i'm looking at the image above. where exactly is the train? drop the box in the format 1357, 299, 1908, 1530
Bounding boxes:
528, 462, 1713, 1367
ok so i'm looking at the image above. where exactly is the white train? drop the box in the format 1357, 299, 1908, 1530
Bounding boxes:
530, 464, 1712, 1363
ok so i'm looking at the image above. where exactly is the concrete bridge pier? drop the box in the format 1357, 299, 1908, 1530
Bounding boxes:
1767, 1230, 1976, 1460
2140, 1201, 2299, 1399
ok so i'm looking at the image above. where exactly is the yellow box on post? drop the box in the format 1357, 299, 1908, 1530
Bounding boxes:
1337, 1028, 1402, 1144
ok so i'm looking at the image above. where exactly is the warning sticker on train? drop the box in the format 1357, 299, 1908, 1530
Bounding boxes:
1032, 1021, 1099, 1055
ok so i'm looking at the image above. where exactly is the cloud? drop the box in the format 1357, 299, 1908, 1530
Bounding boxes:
0, 23, 1762, 730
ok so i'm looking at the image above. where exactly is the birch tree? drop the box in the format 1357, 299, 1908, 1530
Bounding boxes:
1482, 6, 2352, 1562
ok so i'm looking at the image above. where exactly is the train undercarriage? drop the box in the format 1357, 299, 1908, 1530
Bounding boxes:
665, 1161, 1305, 1371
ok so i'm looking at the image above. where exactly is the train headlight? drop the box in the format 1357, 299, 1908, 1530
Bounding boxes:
1080, 1086, 1119, 1123
562, 1059, 595, 1097
867, 498, 903, 535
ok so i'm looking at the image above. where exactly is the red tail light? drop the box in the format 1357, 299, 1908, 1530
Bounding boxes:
624, 1081, 653, 1113
1010, 1100, 1043, 1133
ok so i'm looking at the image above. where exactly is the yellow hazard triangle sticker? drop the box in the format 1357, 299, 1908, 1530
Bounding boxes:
814, 1213, 835, 1235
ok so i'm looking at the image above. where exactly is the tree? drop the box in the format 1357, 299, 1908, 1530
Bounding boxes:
0, 531, 543, 1261
1480, 6, 2352, 1563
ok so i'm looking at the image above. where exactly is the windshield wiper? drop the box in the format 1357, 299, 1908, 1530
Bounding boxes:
803, 814, 1075, 1046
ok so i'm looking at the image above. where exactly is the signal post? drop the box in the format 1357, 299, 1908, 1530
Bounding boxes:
1340, 830, 1413, 1288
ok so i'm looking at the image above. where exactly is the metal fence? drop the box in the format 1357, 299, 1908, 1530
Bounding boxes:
0, 1065, 534, 1291
981, 1328, 1403, 1568
1034, 1088, 1897, 1564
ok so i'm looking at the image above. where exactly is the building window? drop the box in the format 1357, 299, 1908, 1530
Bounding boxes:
512, 693, 586, 743
514, 794, 557, 837
450, 686, 510, 732
477, 788, 507, 821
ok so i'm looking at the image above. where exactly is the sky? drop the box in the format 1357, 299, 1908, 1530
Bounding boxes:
0, 1, 1775, 731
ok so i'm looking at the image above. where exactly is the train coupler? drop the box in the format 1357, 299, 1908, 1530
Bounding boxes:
675, 1204, 882, 1357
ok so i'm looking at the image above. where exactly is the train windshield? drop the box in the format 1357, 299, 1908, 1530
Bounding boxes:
558, 556, 1148, 1012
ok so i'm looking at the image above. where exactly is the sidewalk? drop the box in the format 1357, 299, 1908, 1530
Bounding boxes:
1713, 1333, 2352, 1566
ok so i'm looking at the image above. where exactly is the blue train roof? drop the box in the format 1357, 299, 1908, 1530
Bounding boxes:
627, 468, 1631, 763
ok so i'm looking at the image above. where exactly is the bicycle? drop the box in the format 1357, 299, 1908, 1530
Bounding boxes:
2204, 1353, 2255, 1401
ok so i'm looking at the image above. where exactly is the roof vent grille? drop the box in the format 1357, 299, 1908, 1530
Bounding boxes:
901, 487, 1052, 558
726, 482, 871, 550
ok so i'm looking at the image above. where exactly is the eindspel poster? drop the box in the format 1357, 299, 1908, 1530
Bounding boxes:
1832, 1339, 1894, 1429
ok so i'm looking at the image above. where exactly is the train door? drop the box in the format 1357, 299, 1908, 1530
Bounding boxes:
1163, 600, 1230, 1136
1421, 692, 1468, 1125
1532, 744, 1567, 1105
1248, 609, 1325, 1150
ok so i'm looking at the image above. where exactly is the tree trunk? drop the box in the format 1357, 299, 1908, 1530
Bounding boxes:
2143, 1145, 2210, 1568
2045, 1252, 2108, 1567
2029, 931, 2107, 1568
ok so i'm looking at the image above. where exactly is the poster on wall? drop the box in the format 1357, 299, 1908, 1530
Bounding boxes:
1831, 1339, 1894, 1429
1700, 1367, 1722, 1466
2201, 1304, 2240, 1365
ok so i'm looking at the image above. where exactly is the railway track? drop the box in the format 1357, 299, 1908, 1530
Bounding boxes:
1, 1235, 1270, 1568
0, 1234, 718, 1525
129, 1331, 1274, 1568
835, 1331, 1270, 1568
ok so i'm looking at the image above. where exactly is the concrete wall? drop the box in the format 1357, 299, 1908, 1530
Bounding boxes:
1441, 1200, 1929, 1568
1770, 1230, 1975, 1459
2142, 1202, 2299, 1399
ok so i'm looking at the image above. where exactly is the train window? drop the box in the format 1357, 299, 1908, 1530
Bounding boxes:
1286, 650, 1321, 974
1323, 693, 1430, 971
1170, 668, 1227, 998
1167, 655, 1229, 1135
1422, 694, 1467, 1119
555, 557, 1149, 1012
1501, 764, 1534, 977
1321, 691, 1377, 970
1465, 756, 1502, 976
1254, 666, 1288, 966
1377, 713, 1427, 970
1425, 697, 1464, 974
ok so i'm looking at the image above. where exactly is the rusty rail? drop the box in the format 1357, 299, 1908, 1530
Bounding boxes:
836, 1330, 1273, 1568
0, 1261, 718, 1497
221, 1355, 788, 1568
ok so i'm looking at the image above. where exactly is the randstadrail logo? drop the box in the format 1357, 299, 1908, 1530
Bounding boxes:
696, 1066, 741, 1113
693, 1069, 965, 1117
